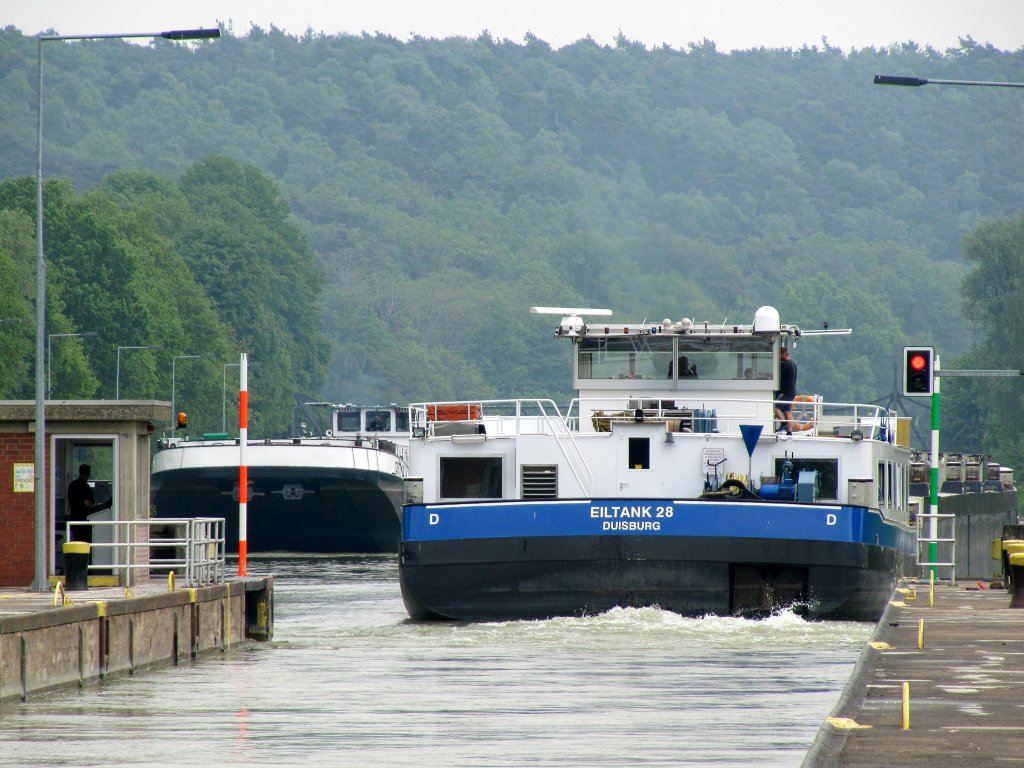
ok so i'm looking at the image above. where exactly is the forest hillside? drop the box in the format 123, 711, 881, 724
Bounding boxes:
0, 27, 1022, 458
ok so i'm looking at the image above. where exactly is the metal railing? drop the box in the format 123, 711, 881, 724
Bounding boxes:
409, 399, 594, 493
65, 517, 226, 587
565, 396, 900, 442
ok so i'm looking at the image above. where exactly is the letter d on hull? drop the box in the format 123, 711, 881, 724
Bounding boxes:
429, 513, 440, 525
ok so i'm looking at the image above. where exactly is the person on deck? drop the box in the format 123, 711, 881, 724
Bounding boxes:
774, 346, 797, 435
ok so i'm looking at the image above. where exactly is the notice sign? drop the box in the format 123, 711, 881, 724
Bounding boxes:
13, 463, 34, 493
702, 447, 725, 470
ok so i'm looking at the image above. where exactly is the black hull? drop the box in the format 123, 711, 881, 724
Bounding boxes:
152, 465, 403, 553
400, 535, 915, 622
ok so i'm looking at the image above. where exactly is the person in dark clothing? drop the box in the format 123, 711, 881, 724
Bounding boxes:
774, 346, 798, 435
67, 464, 100, 543
667, 355, 697, 378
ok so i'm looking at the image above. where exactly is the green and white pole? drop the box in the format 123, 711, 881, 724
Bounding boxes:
928, 355, 940, 580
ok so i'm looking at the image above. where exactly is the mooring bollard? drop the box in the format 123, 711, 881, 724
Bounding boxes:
1009, 552, 1024, 608
62, 541, 90, 591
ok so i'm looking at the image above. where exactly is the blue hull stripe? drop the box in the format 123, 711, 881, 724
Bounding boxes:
403, 499, 915, 553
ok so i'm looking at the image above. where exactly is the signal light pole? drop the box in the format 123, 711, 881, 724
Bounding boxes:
900, 347, 1023, 580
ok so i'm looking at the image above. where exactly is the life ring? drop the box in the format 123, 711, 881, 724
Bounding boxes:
791, 395, 817, 432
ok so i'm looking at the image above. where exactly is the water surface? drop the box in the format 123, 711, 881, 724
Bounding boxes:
0, 557, 868, 766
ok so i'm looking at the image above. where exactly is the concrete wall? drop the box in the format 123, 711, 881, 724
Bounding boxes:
0, 577, 272, 707
948, 491, 1020, 579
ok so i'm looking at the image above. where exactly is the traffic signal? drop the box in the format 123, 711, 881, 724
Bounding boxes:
903, 347, 934, 396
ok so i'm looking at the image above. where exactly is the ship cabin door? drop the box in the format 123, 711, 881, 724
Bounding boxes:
53, 436, 117, 576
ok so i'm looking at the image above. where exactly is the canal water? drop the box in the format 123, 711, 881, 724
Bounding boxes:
0, 557, 870, 767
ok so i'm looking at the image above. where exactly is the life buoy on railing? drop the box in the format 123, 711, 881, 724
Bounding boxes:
791, 395, 817, 432
427, 403, 483, 421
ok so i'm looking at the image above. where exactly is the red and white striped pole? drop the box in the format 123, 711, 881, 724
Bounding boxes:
238, 352, 248, 576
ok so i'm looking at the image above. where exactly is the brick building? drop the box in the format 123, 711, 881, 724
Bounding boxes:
0, 401, 168, 587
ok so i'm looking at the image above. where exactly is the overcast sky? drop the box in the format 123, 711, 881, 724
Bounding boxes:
6, 0, 1023, 52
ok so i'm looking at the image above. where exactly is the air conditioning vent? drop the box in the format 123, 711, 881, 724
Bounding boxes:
521, 465, 557, 500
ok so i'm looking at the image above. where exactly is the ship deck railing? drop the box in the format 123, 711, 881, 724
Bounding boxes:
410, 397, 901, 444
65, 517, 226, 588
566, 396, 901, 443
409, 399, 593, 492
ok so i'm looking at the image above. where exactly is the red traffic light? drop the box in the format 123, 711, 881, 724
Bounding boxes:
903, 346, 934, 396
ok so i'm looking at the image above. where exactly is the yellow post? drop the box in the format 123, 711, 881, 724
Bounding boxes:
918, 619, 925, 649
929, 571, 935, 607
902, 682, 911, 730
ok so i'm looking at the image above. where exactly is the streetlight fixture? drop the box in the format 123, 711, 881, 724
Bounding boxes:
32, 26, 220, 591
874, 75, 1024, 89
116, 345, 162, 399
171, 354, 209, 430
47, 331, 98, 398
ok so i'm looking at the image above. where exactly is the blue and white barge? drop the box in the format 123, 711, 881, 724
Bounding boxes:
399, 306, 916, 621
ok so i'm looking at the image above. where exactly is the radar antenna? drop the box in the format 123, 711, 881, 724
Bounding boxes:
531, 306, 613, 341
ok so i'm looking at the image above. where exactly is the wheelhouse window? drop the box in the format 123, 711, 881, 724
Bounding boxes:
337, 410, 361, 432
577, 335, 774, 381
578, 336, 674, 380
440, 457, 502, 499
395, 410, 410, 432
677, 336, 774, 381
365, 410, 391, 431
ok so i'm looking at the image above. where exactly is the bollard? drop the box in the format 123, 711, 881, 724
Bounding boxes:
62, 541, 90, 590
1009, 552, 1024, 608
1004, 541, 1024, 592
918, 618, 925, 649
902, 682, 910, 730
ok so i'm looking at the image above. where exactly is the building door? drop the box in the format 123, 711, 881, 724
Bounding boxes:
53, 437, 116, 575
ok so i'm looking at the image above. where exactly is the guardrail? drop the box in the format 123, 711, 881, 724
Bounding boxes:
65, 517, 226, 587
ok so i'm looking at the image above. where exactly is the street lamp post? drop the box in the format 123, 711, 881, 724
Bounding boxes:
874, 71, 1021, 582
47, 331, 97, 398
32, 26, 220, 591
116, 345, 161, 399
171, 354, 207, 430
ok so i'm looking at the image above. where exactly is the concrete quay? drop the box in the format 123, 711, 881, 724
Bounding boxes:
804, 580, 1024, 767
0, 576, 273, 708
